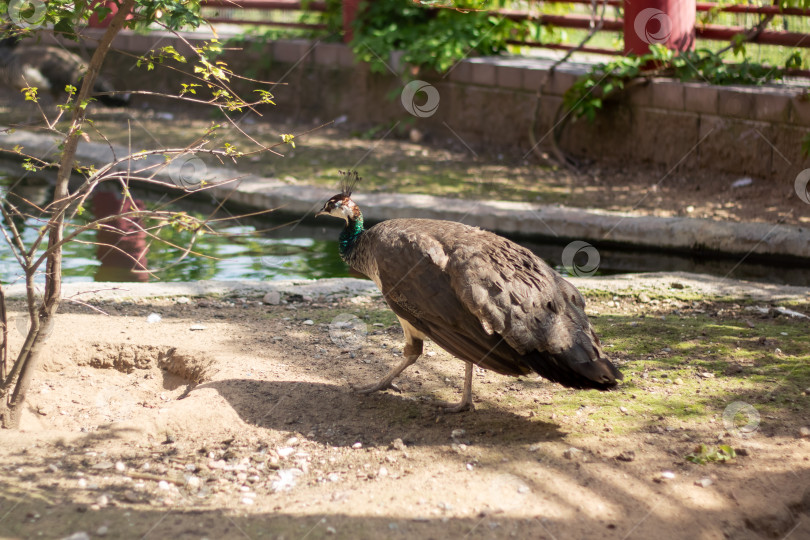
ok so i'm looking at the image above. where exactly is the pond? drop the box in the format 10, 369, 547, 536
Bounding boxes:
1, 164, 809, 287
0, 167, 351, 284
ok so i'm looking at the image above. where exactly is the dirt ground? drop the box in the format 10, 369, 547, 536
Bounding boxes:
2, 102, 810, 227
1, 283, 809, 540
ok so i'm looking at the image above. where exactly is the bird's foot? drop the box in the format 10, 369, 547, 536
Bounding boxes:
437, 399, 475, 414
351, 380, 402, 395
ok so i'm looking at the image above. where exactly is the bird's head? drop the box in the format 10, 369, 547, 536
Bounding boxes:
316, 170, 362, 225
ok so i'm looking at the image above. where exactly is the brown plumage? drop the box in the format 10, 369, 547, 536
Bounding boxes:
317, 172, 622, 412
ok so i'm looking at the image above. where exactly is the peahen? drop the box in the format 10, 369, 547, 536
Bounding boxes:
0, 34, 130, 107
317, 171, 622, 412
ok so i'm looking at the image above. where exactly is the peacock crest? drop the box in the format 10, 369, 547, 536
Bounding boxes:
338, 170, 361, 197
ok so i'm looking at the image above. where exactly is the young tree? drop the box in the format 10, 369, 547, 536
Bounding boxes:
0, 0, 290, 428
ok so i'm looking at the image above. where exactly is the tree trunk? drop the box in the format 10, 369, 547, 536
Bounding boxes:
0, 0, 136, 429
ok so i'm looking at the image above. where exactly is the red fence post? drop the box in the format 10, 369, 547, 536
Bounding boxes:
342, 0, 361, 43
624, 0, 696, 54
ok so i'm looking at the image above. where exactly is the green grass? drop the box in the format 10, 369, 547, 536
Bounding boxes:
330, 290, 809, 438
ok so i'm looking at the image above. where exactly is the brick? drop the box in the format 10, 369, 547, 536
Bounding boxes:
790, 94, 810, 126
546, 70, 578, 96
764, 125, 806, 181
717, 87, 756, 119
496, 65, 523, 90
651, 79, 685, 110
534, 95, 564, 145
522, 67, 546, 92
470, 61, 496, 86
562, 104, 635, 161
752, 88, 792, 123
683, 82, 718, 115
446, 61, 472, 83
314, 43, 341, 66
273, 40, 313, 64
336, 45, 355, 67
697, 115, 772, 178
633, 109, 699, 166
625, 81, 653, 107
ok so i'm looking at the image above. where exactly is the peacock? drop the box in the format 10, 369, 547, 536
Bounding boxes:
317, 171, 622, 412
0, 33, 130, 107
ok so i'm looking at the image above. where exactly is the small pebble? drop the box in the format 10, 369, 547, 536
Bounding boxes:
303, 320, 314, 326
619, 406, 629, 415
115, 461, 126, 472
563, 447, 582, 460
62, 533, 90, 540
657, 471, 676, 482
277, 447, 295, 458
352, 442, 363, 449
799, 427, 810, 438
615, 450, 635, 462
189, 324, 206, 331
146, 313, 162, 324
695, 477, 713, 488
389, 438, 407, 451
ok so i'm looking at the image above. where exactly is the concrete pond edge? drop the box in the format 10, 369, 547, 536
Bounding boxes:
1, 128, 809, 262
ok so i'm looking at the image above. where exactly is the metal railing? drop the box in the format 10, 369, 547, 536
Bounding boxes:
199, 1, 810, 56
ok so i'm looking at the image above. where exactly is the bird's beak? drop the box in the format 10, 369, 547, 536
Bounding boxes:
315, 209, 328, 218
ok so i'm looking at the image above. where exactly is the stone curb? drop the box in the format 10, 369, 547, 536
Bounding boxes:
2, 128, 808, 261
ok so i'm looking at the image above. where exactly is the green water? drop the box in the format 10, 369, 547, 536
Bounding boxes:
0, 172, 350, 284
2, 169, 809, 287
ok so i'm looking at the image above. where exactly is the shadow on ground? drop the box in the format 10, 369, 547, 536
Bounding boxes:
201, 379, 565, 448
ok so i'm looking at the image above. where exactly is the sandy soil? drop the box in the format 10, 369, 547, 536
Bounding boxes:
1, 284, 809, 540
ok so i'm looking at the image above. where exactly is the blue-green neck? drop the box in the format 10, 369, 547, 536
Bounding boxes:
338, 215, 364, 258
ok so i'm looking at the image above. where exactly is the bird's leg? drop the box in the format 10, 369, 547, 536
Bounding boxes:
353, 325, 423, 395
438, 362, 475, 413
